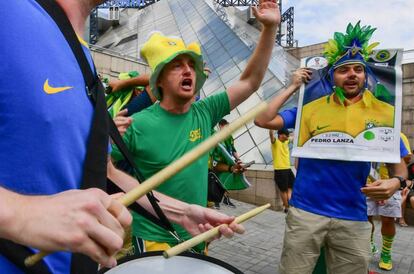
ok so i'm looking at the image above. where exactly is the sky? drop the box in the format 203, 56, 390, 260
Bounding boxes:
282, 0, 414, 50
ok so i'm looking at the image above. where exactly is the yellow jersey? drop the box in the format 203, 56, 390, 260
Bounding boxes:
271, 139, 291, 170
298, 90, 394, 146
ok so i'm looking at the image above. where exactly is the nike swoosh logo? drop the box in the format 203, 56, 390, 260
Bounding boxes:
43, 79, 73, 94
316, 125, 330, 130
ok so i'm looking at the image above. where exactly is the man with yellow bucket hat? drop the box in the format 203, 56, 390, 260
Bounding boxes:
112, 0, 280, 255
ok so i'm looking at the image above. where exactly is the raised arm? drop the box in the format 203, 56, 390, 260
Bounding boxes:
108, 74, 150, 93
254, 68, 312, 129
227, 0, 280, 110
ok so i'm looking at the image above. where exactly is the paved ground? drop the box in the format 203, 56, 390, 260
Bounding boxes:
208, 200, 414, 274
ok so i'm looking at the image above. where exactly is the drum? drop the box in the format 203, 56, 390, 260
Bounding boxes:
99, 251, 243, 274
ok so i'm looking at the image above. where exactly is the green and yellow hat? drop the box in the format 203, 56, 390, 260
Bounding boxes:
140, 32, 206, 100
323, 21, 379, 68
322, 21, 393, 104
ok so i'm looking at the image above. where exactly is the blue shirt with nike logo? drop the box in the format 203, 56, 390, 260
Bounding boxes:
280, 107, 408, 221
0, 1, 95, 273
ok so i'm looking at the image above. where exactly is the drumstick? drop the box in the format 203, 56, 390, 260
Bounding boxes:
25, 101, 268, 267
163, 203, 271, 258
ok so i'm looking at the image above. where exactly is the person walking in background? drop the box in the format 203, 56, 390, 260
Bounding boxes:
270, 128, 294, 213
217, 119, 242, 208
367, 165, 403, 271
208, 142, 246, 209
367, 134, 411, 270
218, 119, 242, 163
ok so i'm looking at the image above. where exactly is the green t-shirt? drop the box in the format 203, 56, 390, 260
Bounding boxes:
223, 135, 236, 156
112, 91, 230, 247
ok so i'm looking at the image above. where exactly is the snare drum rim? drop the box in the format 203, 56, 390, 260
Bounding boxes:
99, 251, 243, 274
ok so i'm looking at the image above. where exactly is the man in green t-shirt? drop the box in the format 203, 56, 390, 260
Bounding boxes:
112, 0, 280, 254
219, 119, 241, 163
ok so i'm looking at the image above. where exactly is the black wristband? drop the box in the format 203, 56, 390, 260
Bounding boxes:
228, 165, 233, 173
393, 176, 406, 189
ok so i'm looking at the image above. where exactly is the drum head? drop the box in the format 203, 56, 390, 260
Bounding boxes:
100, 251, 243, 274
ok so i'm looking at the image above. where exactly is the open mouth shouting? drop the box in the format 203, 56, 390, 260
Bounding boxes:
344, 80, 360, 90
181, 78, 193, 92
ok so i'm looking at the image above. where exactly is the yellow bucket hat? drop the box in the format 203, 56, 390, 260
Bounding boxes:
140, 32, 206, 100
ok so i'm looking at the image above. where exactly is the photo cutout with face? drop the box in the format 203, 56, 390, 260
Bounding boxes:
291, 49, 403, 163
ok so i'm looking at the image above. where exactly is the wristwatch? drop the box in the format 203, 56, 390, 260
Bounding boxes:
392, 176, 407, 189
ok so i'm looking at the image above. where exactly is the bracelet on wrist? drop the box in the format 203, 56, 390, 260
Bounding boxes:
392, 176, 406, 190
